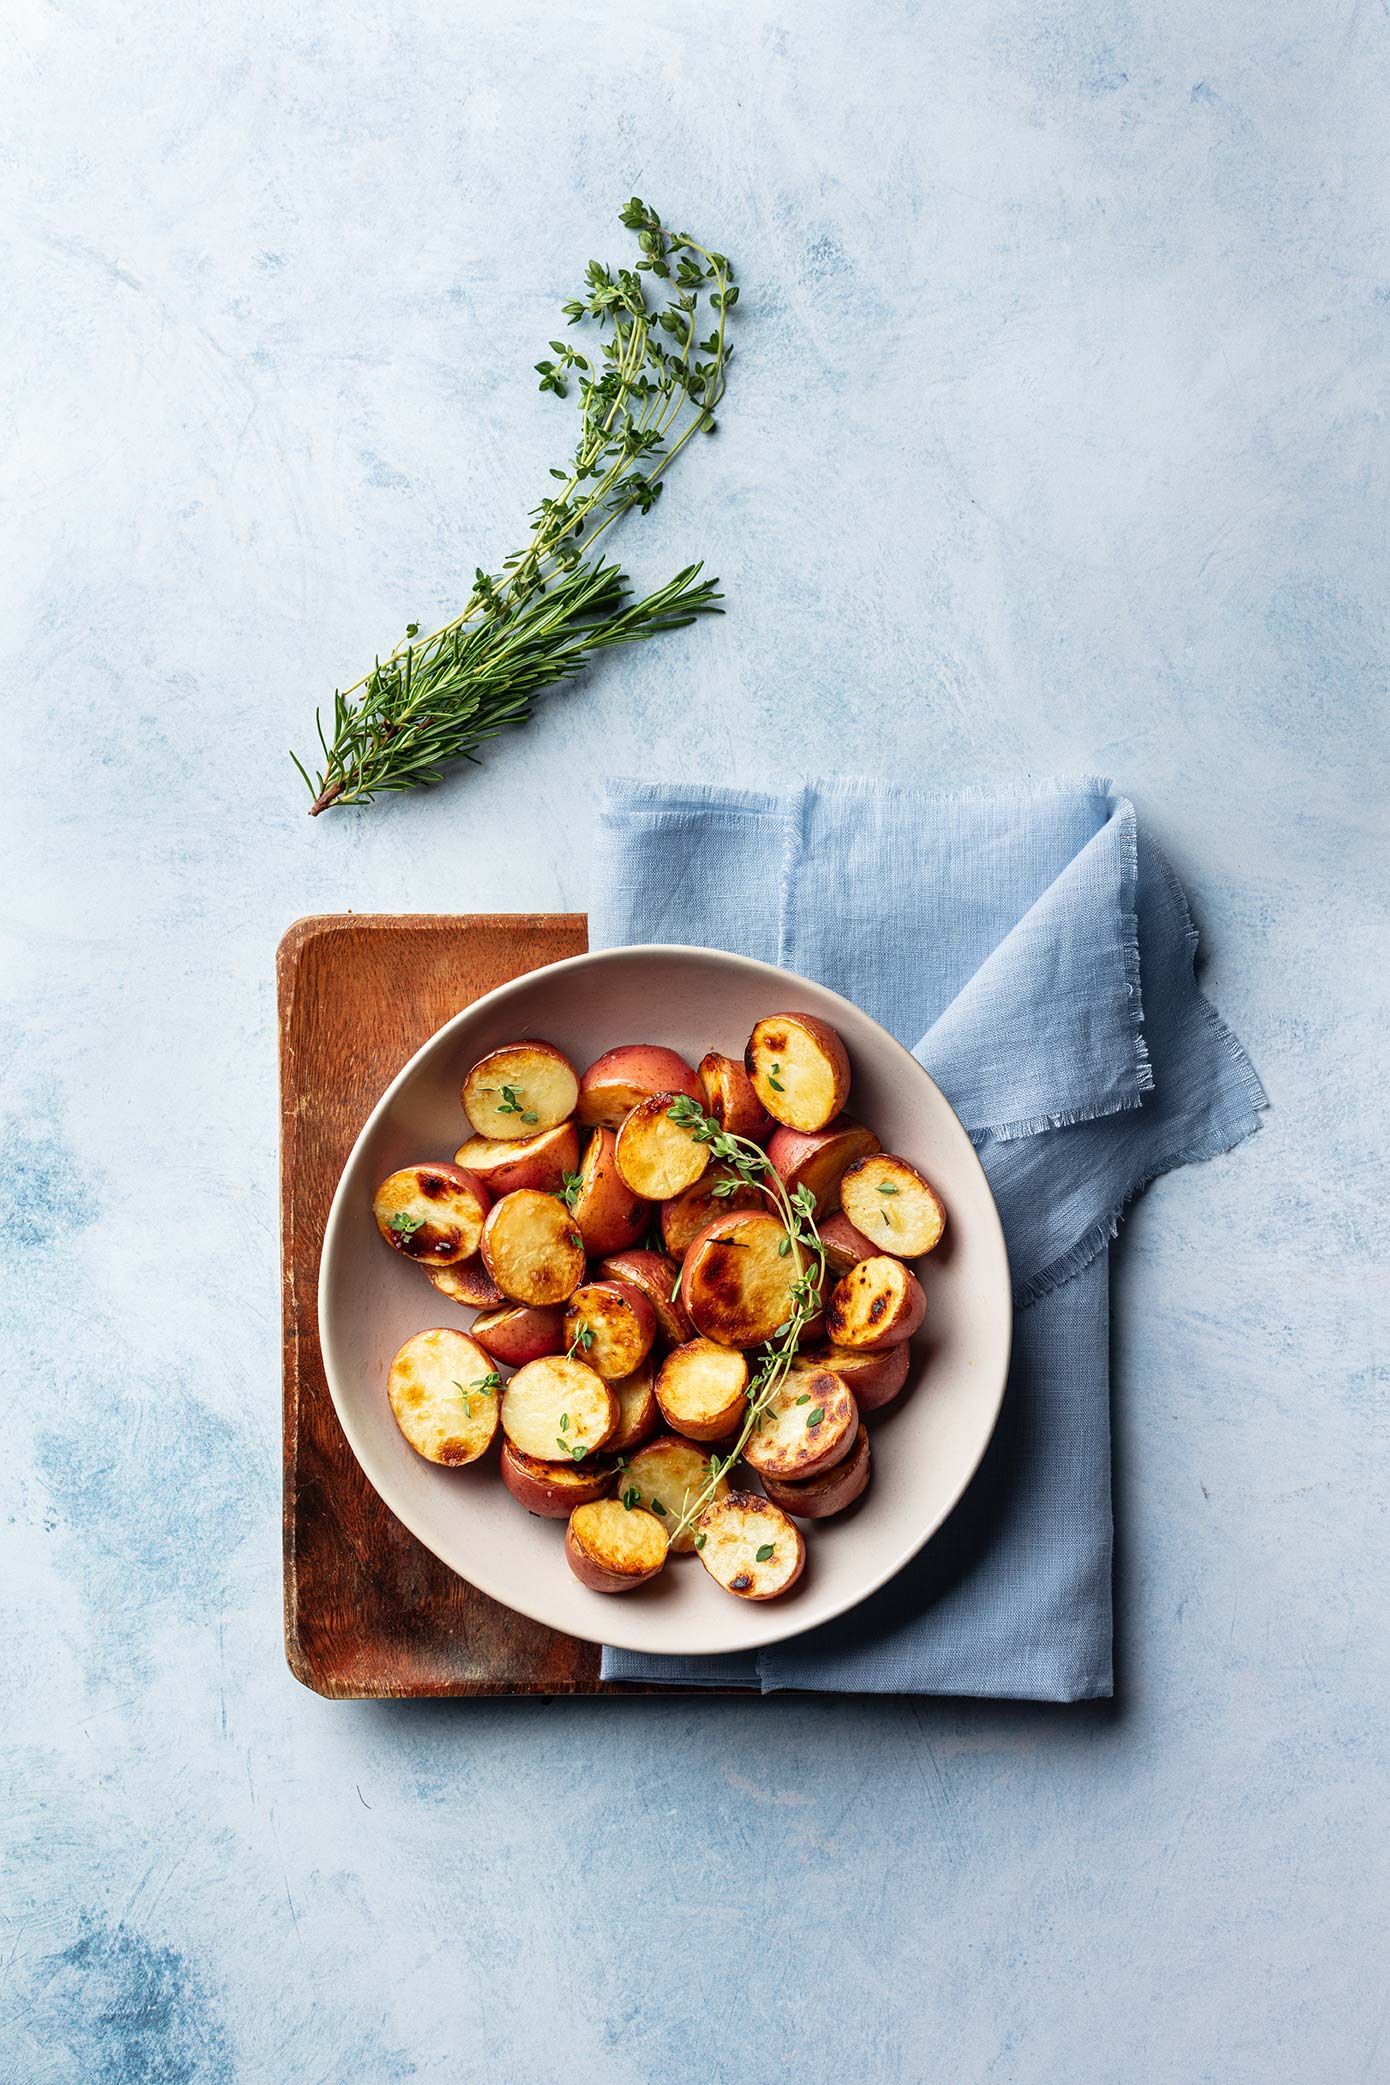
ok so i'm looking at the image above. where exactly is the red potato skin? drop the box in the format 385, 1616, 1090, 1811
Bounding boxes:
818, 1209, 881, 1276
596, 1249, 693, 1347
570, 1127, 650, 1256
499, 1442, 616, 1518
797, 1340, 912, 1413
760, 1423, 871, 1518
577, 1045, 703, 1130
659, 1168, 764, 1260
766, 1118, 881, 1217
698, 1052, 773, 1143
470, 1302, 567, 1368
453, 1121, 579, 1196
825, 1258, 927, 1351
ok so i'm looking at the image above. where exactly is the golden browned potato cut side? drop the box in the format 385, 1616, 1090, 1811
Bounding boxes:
745, 1013, 850, 1132
387, 1329, 501, 1466
453, 1120, 580, 1196
373, 1163, 490, 1265
696, 1492, 805, 1599
565, 1499, 669, 1590
680, 1210, 804, 1348
461, 1040, 579, 1139
740, 1366, 857, 1482
562, 1280, 657, 1380
825, 1255, 927, 1350
625, 1434, 730, 1554
614, 1093, 711, 1199
480, 1189, 588, 1306
655, 1338, 750, 1442
840, 1153, 946, 1258
499, 1354, 618, 1461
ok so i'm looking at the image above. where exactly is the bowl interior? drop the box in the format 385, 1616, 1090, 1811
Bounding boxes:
318, 944, 1011, 1656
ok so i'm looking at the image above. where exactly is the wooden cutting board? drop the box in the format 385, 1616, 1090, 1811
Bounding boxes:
278, 913, 753, 1697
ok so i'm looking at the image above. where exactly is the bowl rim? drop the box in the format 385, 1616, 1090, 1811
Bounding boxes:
317, 941, 1012, 1655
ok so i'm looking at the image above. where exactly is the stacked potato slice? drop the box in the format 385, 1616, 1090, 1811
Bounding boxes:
372, 1014, 947, 1602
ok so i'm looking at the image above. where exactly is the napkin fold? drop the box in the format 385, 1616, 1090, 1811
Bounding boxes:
592, 778, 1266, 1697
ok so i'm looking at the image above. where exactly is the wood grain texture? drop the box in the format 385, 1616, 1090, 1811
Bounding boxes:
278, 914, 742, 1698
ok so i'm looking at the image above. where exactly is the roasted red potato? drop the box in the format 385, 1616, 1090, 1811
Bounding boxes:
569, 1127, 650, 1256
453, 1120, 579, 1197
767, 1116, 880, 1217
740, 1366, 857, 1482
840, 1153, 946, 1257
373, 1163, 490, 1265
791, 1339, 911, 1414
480, 1188, 587, 1306
760, 1422, 870, 1519
499, 1354, 618, 1461
825, 1255, 926, 1350
745, 1013, 850, 1132
387, 1329, 501, 1467
563, 1280, 657, 1380
577, 1043, 703, 1129
614, 1093, 710, 1199
424, 1254, 504, 1309
565, 1498, 669, 1591
597, 1248, 693, 1347
695, 1491, 805, 1599
698, 1050, 772, 1142
680, 1210, 804, 1349
654, 1338, 750, 1442
500, 1441, 617, 1518
470, 1300, 566, 1368
461, 1040, 579, 1139
625, 1434, 730, 1554
605, 1357, 660, 1454
817, 1210, 881, 1278
659, 1166, 764, 1259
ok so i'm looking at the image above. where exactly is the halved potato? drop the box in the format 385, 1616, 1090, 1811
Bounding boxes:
461, 1040, 579, 1139
767, 1116, 880, 1217
791, 1339, 911, 1413
655, 1338, 749, 1442
698, 1051, 773, 1142
425, 1254, 504, 1309
499, 1354, 618, 1461
696, 1491, 805, 1599
741, 1366, 857, 1482
745, 1013, 850, 1132
577, 1044, 703, 1129
471, 1300, 567, 1368
453, 1120, 579, 1196
563, 1280, 656, 1380
387, 1329, 500, 1466
625, 1434, 730, 1554
817, 1210, 881, 1278
373, 1163, 490, 1265
570, 1127, 650, 1256
565, 1498, 668, 1591
660, 1166, 764, 1259
680, 1210, 804, 1349
615, 1093, 710, 1199
480, 1189, 587, 1306
500, 1441, 617, 1518
825, 1256, 926, 1350
841, 1153, 946, 1257
761, 1422, 870, 1519
606, 1357, 660, 1454
596, 1249, 693, 1347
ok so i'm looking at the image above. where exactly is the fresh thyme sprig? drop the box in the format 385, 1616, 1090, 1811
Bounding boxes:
294, 199, 736, 814
660, 1098, 826, 1540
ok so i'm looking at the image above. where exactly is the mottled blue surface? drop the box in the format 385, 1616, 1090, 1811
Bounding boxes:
4, 3, 1386, 2079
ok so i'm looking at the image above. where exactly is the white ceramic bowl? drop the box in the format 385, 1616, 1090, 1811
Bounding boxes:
318, 944, 1011, 1657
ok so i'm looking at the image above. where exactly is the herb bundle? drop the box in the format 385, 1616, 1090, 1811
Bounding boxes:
294, 200, 736, 814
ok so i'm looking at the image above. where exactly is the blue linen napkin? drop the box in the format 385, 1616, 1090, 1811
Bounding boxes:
592, 777, 1267, 1698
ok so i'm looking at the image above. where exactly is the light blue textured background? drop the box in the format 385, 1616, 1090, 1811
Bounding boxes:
3, 2, 1386, 2079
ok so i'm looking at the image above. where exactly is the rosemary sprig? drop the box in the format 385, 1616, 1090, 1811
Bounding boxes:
295, 199, 736, 814
660, 1098, 826, 1541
